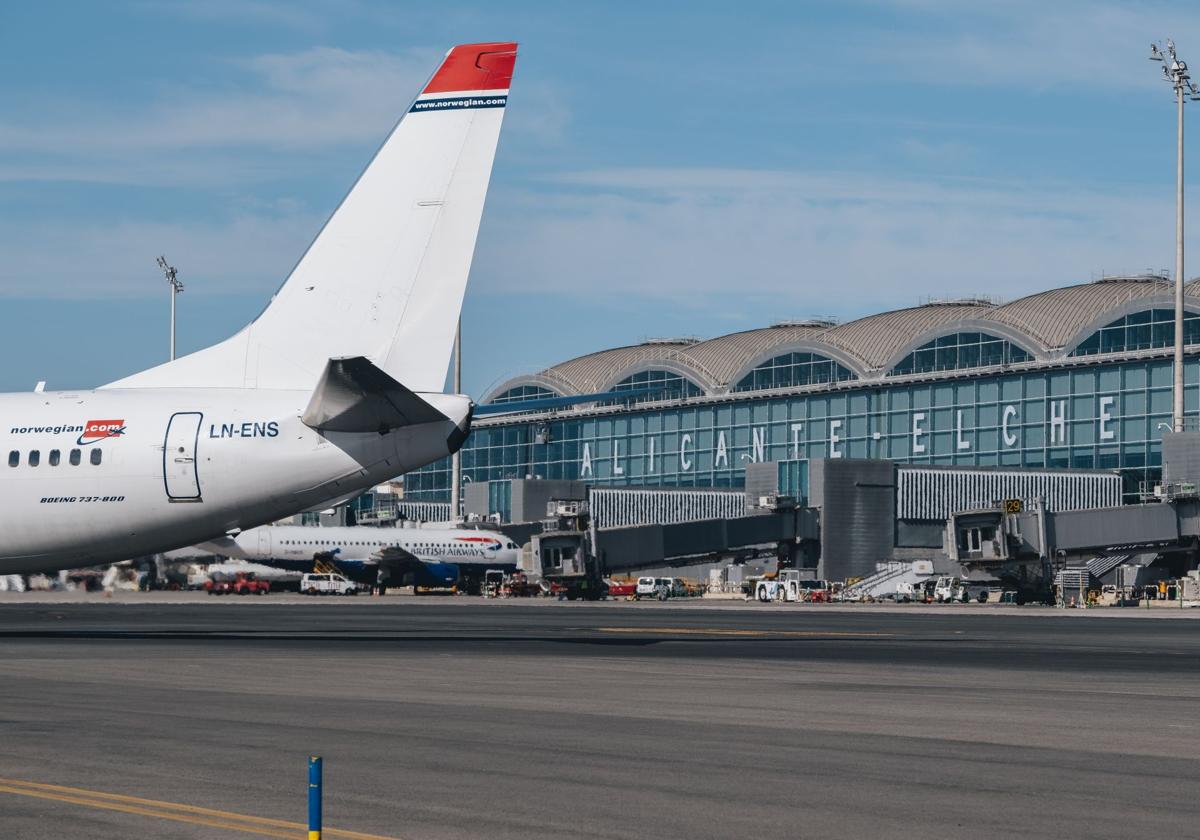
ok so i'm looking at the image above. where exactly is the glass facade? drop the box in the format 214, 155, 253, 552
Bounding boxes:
734, 352, 855, 392
489, 384, 558, 404
597, 369, 702, 406
1070, 309, 1200, 357
889, 332, 1031, 376
406, 353, 1200, 506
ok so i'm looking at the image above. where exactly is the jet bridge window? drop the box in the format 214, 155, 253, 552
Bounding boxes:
69, 449, 81, 466
28, 450, 40, 467
7, 451, 17, 467
90, 448, 102, 466
49, 450, 60, 466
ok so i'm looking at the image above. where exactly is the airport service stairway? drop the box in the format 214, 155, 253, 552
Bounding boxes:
841, 561, 932, 599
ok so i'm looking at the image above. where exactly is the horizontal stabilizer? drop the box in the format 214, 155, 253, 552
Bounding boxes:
302, 357, 448, 434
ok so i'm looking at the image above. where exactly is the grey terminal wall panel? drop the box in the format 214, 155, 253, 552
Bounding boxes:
810, 458, 897, 582
510, 479, 588, 524
1163, 433, 1200, 485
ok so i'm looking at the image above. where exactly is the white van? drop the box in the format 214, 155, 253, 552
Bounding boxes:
635, 576, 673, 600
301, 572, 359, 596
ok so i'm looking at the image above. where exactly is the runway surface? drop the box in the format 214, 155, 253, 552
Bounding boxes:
1, 599, 1198, 839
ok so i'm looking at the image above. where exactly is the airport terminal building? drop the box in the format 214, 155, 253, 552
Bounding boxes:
406, 276, 1200, 506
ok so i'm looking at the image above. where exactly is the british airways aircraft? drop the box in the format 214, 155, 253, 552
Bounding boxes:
0, 42, 518, 576
199, 524, 522, 591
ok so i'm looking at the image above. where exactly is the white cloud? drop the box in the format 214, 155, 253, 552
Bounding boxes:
474, 165, 1186, 316
0, 43, 567, 189
0, 47, 434, 158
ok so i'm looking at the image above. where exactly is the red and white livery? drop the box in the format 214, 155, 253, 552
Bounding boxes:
0, 42, 518, 574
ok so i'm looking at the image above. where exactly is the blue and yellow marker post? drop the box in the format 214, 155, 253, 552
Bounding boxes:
308, 755, 323, 840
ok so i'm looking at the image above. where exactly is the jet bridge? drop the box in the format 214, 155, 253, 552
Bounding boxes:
947, 495, 1200, 592
527, 497, 820, 580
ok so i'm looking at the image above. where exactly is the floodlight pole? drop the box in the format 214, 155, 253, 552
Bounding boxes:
1177, 76, 1185, 433
450, 318, 462, 521
157, 256, 184, 361
1151, 40, 1200, 432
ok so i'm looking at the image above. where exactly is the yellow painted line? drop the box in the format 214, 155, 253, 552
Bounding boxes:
0, 777, 401, 840
595, 626, 892, 638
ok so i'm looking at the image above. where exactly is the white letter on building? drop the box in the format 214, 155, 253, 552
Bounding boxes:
1002, 405, 1018, 447
1049, 399, 1068, 445
956, 410, 970, 451
680, 433, 693, 471
580, 442, 593, 477
715, 431, 728, 467
829, 419, 843, 458
612, 439, 624, 476
751, 427, 766, 463
1099, 396, 1115, 441
648, 438, 657, 474
912, 412, 926, 454
791, 422, 805, 459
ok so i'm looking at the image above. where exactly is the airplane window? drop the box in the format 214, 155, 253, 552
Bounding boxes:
90, 448, 102, 466
28, 450, 40, 467
49, 450, 60, 466
7, 451, 18, 467
69, 449, 81, 466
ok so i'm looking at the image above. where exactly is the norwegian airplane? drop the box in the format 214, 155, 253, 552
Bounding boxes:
198, 524, 521, 591
0, 42, 518, 576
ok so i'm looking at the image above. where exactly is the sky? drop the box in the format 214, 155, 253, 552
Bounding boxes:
2, 1, 1200, 397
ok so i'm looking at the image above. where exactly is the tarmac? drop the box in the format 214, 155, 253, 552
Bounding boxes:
2, 596, 1199, 839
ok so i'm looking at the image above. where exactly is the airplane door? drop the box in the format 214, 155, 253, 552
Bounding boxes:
257, 529, 271, 556
163, 412, 203, 502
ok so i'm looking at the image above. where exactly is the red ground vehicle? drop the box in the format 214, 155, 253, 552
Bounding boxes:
204, 579, 233, 595
205, 572, 270, 595
604, 579, 637, 600
232, 572, 270, 595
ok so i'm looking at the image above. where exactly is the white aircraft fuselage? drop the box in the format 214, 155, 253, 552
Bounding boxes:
0, 389, 467, 574
221, 524, 520, 568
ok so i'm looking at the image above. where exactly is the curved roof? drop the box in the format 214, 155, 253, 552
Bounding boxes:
820, 301, 996, 370
987, 276, 1200, 350
482, 340, 699, 402
674, 322, 841, 385
483, 277, 1200, 402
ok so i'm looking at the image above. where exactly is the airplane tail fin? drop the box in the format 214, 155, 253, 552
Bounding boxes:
105, 42, 517, 393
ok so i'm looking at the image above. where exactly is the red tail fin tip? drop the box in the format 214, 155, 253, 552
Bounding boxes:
423, 41, 518, 94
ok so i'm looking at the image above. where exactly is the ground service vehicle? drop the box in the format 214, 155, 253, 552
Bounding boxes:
604, 579, 637, 599
635, 577, 674, 600
756, 572, 800, 602
232, 572, 270, 595
301, 573, 358, 596
934, 576, 969, 603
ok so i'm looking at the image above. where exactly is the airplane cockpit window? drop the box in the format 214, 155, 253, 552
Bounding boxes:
7, 451, 18, 467
49, 449, 60, 466
90, 448, 102, 466
69, 449, 81, 466
28, 450, 40, 467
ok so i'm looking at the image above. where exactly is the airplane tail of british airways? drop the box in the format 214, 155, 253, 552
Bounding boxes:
104, 42, 518, 394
